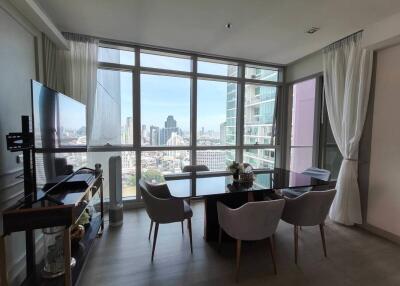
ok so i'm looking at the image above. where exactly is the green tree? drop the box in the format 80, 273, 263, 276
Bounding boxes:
142, 169, 165, 183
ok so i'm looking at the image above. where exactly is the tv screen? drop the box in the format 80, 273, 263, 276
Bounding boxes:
31, 80, 87, 149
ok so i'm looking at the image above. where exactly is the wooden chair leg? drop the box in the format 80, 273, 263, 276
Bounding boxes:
181, 221, 184, 235
151, 223, 159, 262
188, 218, 193, 254
236, 240, 242, 282
268, 237, 277, 275
319, 224, 327, 257
218, 227, 222, 251
148, 220, 153, 240
294, 225, 299, 264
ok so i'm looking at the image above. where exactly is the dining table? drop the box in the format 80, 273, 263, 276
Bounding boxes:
165, 168, 333, 241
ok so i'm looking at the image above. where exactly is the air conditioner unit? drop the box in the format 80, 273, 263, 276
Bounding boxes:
109, 156, 123, 227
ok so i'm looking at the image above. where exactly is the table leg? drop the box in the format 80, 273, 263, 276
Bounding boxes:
0, 235, 8, 286
63, 227, 71, 286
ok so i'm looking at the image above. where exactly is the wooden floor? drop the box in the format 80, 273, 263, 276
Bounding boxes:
78, 202, 400, 286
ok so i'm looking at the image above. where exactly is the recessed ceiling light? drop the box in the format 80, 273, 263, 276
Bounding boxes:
225, 23, 232, 29
306, 27, 320, 34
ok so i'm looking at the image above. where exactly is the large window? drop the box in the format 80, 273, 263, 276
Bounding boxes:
197, 80, 237, 146
94, 44, 283, 200
141, 74, 191, 146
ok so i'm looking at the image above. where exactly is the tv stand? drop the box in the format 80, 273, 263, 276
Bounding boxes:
0, 169, 104, 286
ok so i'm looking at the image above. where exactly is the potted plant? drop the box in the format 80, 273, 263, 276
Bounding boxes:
228, 161, 242, 181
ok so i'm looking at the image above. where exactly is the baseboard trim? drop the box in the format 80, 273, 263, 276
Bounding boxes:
359, 223, 400, 245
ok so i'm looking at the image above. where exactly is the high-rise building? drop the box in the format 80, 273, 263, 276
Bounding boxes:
149, 125, 160, 146
226, 67, 277, 169
220, 122, 226, 145
125, 117, 133, 144
197, 150, 226, 171
160, 115, 182, 145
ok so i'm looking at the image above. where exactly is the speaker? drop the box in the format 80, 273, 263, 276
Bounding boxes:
109, 156, 123, 227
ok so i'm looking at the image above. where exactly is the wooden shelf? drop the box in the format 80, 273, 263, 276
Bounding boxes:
22, 214, 102, 286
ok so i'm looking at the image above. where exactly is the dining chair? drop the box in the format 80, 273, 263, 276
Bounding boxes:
139, 179, 193, 261
217, 199, 285, 281
282, 167, 331, 198
142, 181, 187, 239
182, 164, 210, 172
281, 189, 336, 264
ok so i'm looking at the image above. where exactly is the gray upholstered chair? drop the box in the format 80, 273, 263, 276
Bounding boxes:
217, 199, 285, 281
282, 167, 331, 198
182, 164, 210, 172
281, 189, 336, 264
142, 181, 187, 240
139, 179, 193, 261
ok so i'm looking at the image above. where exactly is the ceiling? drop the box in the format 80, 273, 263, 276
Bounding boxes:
36, 0, 400, 65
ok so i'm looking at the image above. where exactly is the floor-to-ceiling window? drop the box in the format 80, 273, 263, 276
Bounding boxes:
93, 43, 283, 200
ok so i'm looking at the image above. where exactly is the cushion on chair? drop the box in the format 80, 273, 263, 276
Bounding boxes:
183, 201, 193, 218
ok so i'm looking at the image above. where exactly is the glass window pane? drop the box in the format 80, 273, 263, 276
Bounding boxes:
323, 146, 342, 180
245, 65, 279, 81
291, 78, 316, 146
244, 85, 277, 145
198, 59, 238, 77
141, 74, 190, 146
121, 151, 136, 198
290, 147, 313, 173
140, 50, 191, 72
98, 47, 135, 65
197, 80, 237, 146
95, 69, 133, 146
141, 150, 191, 183
196, 150, 235, 171
35, 152, 87, 188
243, 148, 275, 169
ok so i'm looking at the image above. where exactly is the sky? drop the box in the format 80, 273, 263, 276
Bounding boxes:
116, 51, 235, 132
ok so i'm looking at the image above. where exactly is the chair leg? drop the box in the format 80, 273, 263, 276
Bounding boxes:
218, 227, 222, 251
151, 223, 159, 262
148, 220, 153, 240
188, 218, 193, 254
181, 221, 184, 235
236, 240, 242, 282
294, 225, 299, 264
267, 237, 277, 275
319, 223, 327, 257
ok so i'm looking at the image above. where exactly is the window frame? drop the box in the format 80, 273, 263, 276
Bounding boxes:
93, 42, 284, 202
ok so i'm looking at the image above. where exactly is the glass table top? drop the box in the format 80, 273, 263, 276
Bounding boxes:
165, 168, 330, 198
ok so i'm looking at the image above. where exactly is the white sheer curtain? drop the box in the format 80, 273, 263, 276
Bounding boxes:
323, 32, 373, 225
43, 33, 99, 146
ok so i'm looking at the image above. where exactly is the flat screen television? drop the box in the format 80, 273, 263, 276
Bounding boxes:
31, 80, 87, 150
31, 80, 88, 188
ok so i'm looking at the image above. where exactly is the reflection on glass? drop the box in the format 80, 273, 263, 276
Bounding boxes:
196, 150, 235, 171
98, 47, 135, 65
198, 59, 238, 77
245, 65, 279, 81
324, 146, 342, 180
35, 152, 87, 188
140, 50, 191, 71
243, 149, 275, 169
141, 150, 190, 183
141, 74, 191, 146
244, 85, 277, 145
289, 78, 316, 172
95, 69, 133, 146
197, 80, 237, 146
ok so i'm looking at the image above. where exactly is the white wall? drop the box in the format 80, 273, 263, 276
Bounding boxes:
286, 51, 323, 83
0, 0, 43, 284
367, 44, 400, 236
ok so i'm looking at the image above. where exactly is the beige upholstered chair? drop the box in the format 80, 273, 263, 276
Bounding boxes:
139, 179, 193, 261
217, 200, 285, 281
182, 164, 210, 172
281, 189, 336, 264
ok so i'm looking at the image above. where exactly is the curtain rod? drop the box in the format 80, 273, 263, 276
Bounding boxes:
323, 30, 363, 49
